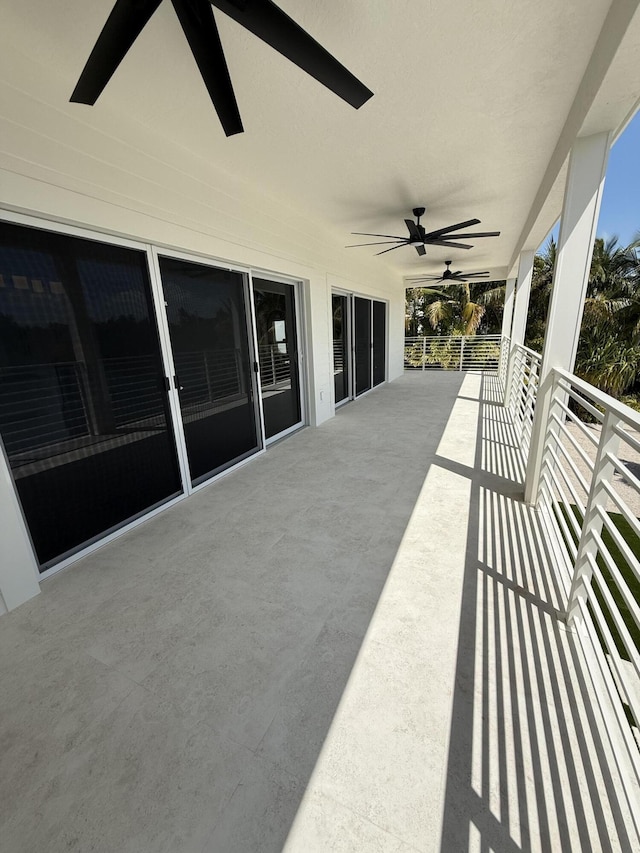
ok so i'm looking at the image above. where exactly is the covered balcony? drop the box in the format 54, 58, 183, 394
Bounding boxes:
1, 357, 640, 851
2, 1, 640, 851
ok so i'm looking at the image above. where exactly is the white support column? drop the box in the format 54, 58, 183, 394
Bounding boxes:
501, 277, 516, 340
538, 132, 611, 384
0, 454, 40, 613
510, 251, 535, 347
503, 253, 534, 406
499, 277, 516, 385
524, 131, 612, 504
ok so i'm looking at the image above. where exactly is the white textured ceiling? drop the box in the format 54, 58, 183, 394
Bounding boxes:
1, 0, 639, 280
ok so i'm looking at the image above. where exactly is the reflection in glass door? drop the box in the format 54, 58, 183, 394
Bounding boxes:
354, 296, 372, 396
0, 220, 182, 568
159, 257, 260, 485
332, 294, 350, 404
253, 278, 302, 440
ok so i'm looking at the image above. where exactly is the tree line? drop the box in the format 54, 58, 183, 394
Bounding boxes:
406, 232, 640, 400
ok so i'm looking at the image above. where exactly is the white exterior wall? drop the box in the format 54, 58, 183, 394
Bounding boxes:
0, 133, 404, 610
0, 450, 41, 613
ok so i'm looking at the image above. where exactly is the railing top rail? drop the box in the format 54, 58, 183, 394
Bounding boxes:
405, 334, 502, 340
552, 367, 640, 433
512, 342, 542, 361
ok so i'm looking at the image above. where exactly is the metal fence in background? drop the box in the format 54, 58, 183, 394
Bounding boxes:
404, 335, 502, 372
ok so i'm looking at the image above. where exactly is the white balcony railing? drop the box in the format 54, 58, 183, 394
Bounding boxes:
504, 344, 640, 819
498, 334, 510, 385
404, 334, 502, 372
507, 343, 542, 459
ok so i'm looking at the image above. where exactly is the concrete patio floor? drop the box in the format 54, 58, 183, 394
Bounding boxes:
1, 372, 638, 852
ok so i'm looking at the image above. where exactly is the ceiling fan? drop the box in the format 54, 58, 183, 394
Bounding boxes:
70, 0, 373, 137
346, 207, 500, 256
407, 261, 492, 283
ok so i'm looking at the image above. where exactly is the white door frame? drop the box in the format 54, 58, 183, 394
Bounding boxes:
331, 289, 354, 407
150, 245, 266, 495
250, 270, 307, 445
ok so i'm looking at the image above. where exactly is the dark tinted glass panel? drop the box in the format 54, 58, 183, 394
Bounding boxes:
332, 294, 349, 404
254, 279, 301, 439
354, 296, 372, 396
159, 257, 259, 484
0, 220, 182, 568
373, 300, 386, 387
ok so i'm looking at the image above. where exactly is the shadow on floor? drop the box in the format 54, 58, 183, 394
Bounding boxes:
438, 372, 635, 852
0, 372, 465, 853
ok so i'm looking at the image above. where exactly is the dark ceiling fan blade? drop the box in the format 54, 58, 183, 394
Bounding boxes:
345, 241, 406, 248
351, 232, 408, 240
438, 231, 500, 240
171, 0, 243, 136
464, 271, 491, 277
210, 0, 373, 108
415, 244, 426, 256
70, 0, 164, 104
375, 244, 407, 255
424, 239, 473, 250
422, 219, 481, 240
404, 219, 422, 241
406, 276, 441, 282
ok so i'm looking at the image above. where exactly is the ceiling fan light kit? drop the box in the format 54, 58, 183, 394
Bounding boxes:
70, 0, 374, 137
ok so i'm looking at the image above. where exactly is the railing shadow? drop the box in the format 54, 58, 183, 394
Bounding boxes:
438, 371, 635, 852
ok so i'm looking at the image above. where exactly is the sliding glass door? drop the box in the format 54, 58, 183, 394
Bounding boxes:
333, 293, 386, 404
158, 256, 260, 485
332, 294, 350, 404
0, 221, 182, 568
354, 296, 372, 396
372, 300, 386, 388
253, 278, 302, 440
0, 217, 308, 574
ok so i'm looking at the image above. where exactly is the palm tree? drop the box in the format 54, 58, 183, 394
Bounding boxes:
475, 280, 507, 333
405, 286, 445, 335
576, 326, 640, 397
529, 234, 640, 400
426, 281, 491, 336
525, 236, 557, 351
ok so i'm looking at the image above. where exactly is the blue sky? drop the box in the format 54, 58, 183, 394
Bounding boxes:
541, 110, 640, 251
597, 110, 640, 245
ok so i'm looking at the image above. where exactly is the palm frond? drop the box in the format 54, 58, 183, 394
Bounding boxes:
461, 301, 485, 336
476, 285, 505, 306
